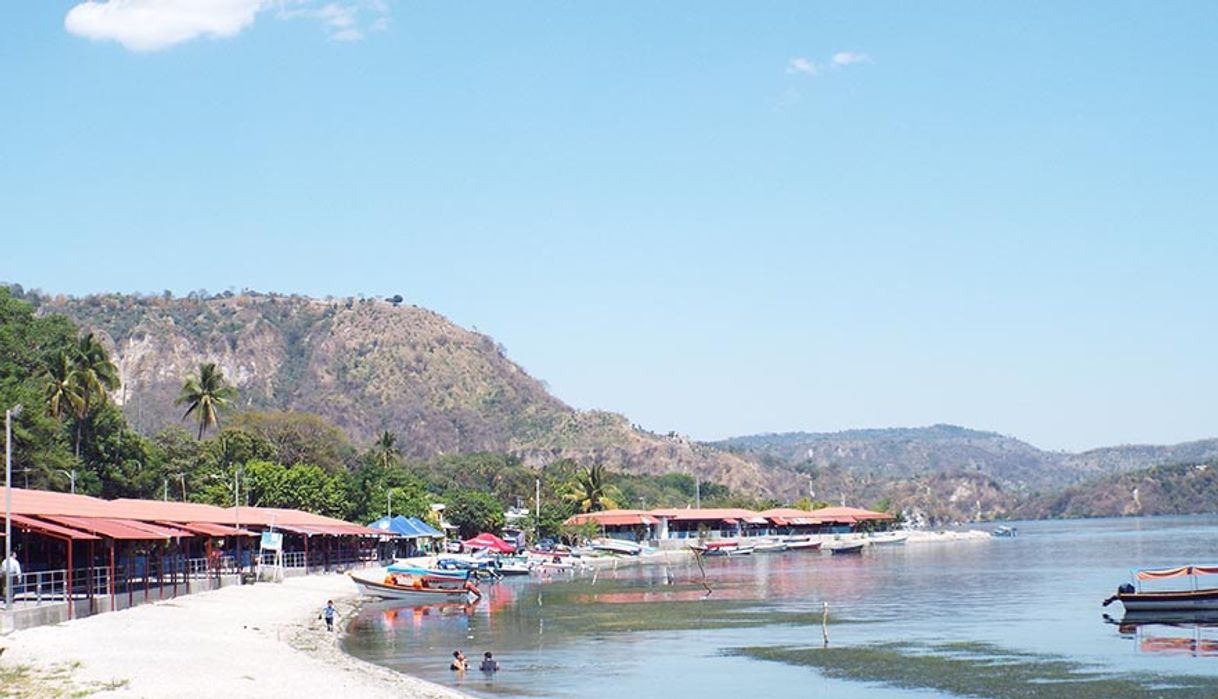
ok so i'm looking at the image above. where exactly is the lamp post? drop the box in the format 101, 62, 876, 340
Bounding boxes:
56, 468, 77, 495
6, 404, 24, 611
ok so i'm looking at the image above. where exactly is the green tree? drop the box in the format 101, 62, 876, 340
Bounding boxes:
445, 490, 505, 538
43, 351, 82, 420
229, 411, 353, 472
561, 463, 622, 513
372, 430, 401, 470
176, 362, 236, 439
69, 332, 121, 457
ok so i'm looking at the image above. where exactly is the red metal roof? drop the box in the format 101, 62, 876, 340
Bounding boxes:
10, 514, 101, 541
106, 499, 235, 522
806, 506, 894, 523
564, 510, 660, 527
649, 508, 762, 522
8, 488, 117, 517
10, 488, 384, 538
40, 515, 175, 541
173, 522, 256, 537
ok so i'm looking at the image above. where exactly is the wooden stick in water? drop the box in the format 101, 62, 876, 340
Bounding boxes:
822, 602, 829, 647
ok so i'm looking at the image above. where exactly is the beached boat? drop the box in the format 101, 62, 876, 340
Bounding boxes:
1103, 566, 1218, 612
752, 540, 789, 554
689, 541, 754, 557
591, 539, 644, 556
387, 562, 473, 580
827, 541, 865, 555
492, 554, 531, 576
782, 536, 822, 551
869, 532, 909, 546
349, 571, 482, 603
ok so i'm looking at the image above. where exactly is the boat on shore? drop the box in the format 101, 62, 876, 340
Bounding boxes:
782, 536, 822, 551
690, 541, 755, 557
869, 532, 909, 546
349, 570, 482, 603
591, 539, 645, 556
752, 540, 789, 554
1103, 565, 1218, 612
827, 541, 865, 555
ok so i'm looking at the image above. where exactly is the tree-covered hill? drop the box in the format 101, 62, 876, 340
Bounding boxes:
15, 287, 779, 495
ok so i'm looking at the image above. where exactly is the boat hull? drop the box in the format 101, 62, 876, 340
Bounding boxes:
349, 573, 479, 603
869, 534, 908, 546
1118, 590, 1218, 612
828, 543, 865, 555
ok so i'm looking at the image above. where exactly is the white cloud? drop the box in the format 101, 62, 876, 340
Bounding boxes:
786, 57, 819, 76
330, 28, 362, 41
64, 0, 392, 51
64, 0, 268, 52
831, 51, 872, 66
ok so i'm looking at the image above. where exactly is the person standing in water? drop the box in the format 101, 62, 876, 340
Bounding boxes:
479, 651, 500, 672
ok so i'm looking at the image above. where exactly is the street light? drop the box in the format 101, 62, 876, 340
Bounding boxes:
6, 403, 24, 610
56, 468, 76, 495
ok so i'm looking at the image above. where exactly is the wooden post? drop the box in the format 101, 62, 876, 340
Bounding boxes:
822, 602, 829, 647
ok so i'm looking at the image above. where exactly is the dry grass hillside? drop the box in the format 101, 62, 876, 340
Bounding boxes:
34, 291, 790, 496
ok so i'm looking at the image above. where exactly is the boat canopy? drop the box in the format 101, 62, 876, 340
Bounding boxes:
1136, 565, 1218, 581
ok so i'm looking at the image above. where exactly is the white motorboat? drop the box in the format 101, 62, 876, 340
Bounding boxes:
349, 571, 481, 603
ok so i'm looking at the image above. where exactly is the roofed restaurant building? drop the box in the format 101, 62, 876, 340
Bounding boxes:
1, 488, 388, 632
564, 506, 895, 546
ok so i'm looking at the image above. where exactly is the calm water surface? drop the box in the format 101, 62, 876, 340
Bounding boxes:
344, 517, 1218, 698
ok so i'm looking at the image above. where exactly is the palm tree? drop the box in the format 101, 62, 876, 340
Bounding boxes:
373, 430, 401, 470
69, 333, 121, 457
176, 363, 236, 439
43, 351, 83, 420
562, 463, 622, 513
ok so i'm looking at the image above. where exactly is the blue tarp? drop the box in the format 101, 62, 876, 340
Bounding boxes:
366, 515, 442, 538
405, 517, 442, 538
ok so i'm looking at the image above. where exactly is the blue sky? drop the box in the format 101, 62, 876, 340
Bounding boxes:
2, 1, 1216, 452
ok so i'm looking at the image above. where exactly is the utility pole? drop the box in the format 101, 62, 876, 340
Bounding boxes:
6, 404, 24, 611
695, 477, 701, 509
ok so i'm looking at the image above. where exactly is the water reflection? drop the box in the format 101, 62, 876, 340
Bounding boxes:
1106, 612, 1218, 657
345, 517, 1218, 699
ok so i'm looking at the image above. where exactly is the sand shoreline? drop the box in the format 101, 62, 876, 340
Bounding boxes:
0, 572, 471, 698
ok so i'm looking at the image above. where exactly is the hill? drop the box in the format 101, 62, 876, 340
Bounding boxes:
1015, 461, 1218, 519
714, 426, 1218, 495
20, 289, 777, 495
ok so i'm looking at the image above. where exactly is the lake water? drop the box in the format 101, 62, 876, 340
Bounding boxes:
344, 517, 1218, 698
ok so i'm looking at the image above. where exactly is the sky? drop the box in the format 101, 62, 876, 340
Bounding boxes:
2, 1, 1216, 452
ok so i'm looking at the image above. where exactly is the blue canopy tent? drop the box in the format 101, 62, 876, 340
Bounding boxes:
405, 517, 442, 538
366, 515, 443, 557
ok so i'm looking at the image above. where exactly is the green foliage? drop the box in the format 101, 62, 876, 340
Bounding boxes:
561, 462, 622, 513
229, 411, 354, 472
209, 460, 348, 521
176, 362, 236, 439
445, 490, 505, 538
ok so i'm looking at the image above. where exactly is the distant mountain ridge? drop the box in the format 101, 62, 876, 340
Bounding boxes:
714, 425, 1218, 493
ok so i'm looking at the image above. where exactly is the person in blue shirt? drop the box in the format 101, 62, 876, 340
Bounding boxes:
322, 600, 336, 631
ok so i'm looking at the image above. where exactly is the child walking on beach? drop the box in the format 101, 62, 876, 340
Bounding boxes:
321, 600, 336, 632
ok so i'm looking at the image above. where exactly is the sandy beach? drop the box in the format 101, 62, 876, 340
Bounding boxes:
0, 572, 470, 699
